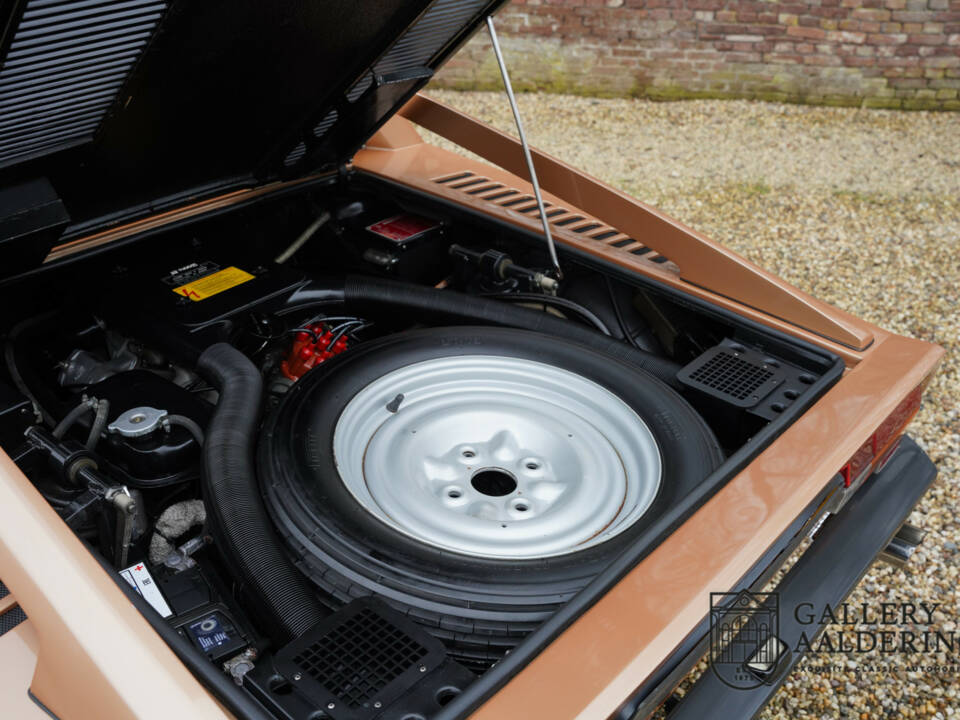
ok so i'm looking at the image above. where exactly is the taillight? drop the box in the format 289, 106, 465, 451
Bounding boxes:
840, 386, 923, 488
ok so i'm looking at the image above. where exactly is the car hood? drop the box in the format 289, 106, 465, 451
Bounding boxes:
0, 0, 504, 274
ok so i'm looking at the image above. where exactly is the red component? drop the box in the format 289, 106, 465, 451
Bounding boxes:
281, 323, 349, 381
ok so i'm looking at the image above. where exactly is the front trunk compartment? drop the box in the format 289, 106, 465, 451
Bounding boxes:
0, 172, 842, 719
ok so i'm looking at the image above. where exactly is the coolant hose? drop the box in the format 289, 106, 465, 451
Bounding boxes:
197, 343, 326, 641
339, 275, 683, 387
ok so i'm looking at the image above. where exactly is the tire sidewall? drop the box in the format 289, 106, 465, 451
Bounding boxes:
260, 326, 721, 615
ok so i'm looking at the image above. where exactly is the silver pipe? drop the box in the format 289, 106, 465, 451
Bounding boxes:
486, 16, 562, 281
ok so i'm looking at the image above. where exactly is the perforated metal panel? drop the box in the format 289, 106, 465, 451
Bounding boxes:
688, 352, 774, 401
0, 0, 168, 167
677, 339, 793, 410
275, 598, 445, 720
0, 606, 27, 636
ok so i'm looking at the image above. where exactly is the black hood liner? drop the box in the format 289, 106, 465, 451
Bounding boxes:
0, 0, 503, 233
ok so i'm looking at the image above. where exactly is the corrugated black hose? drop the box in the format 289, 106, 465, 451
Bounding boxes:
337, 275, 683, 388
197, 343, 327, 642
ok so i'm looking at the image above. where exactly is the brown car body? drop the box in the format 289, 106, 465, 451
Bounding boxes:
0, 91, 943, 720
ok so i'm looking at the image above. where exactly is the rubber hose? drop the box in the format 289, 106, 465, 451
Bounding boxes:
340, 275, 683, 388
197, 343, 327, 642
165, 414, 205, 446
53, 400, 94, 439
85, 398, 110, 450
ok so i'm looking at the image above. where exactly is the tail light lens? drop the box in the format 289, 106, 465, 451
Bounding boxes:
840, 386, 923, 488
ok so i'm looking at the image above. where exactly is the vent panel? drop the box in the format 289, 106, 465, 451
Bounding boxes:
292, 608, 427, 706
374, 0, 487, 76
275, 599, 446, 720
687, 352, 774, 401
0, 0, 168, 166
431, 172, 674, 266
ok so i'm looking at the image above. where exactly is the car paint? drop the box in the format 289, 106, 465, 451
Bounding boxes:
0, 93, 943, 719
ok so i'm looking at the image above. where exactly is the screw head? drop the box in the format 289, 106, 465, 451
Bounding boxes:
327, 702, 336, 710
419, 665, 427, 673
374, 701, 382, 708
293, 673, 302, 681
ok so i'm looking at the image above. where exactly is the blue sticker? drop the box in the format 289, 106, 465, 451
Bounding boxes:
188, 614, 231, 652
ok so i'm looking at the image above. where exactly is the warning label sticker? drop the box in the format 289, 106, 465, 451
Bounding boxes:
172, 266, 254, 302
121, 563, 173, 618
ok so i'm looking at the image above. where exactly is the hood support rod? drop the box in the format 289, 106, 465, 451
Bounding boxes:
486, 15, 562, 282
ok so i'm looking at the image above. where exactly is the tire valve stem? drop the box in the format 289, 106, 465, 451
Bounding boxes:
385, 393, 405, 414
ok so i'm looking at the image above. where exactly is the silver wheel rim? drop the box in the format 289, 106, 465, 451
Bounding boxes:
332, 355, 662, 559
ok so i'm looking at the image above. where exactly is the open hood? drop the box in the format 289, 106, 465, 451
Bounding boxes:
0, 0, 503, 271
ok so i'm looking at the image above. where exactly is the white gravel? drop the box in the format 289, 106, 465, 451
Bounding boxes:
423, 89, 960, 718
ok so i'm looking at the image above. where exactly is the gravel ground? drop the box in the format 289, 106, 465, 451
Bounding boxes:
422, 90, 960, 718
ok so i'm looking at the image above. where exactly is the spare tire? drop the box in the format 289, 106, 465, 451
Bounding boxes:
259, 326, 722, 668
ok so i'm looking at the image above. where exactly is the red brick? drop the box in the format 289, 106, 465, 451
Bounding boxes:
845, 55, 879, 64
908, 32, 948, 43
891, 11, 931, 21
803, 53, 844, 64
867, 32, 910, 42
786, 25, 828, 39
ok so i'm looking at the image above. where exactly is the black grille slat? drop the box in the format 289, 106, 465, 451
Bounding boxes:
0, 606, 27, 637
0, 0, 168, 166
374, 0, 488, 77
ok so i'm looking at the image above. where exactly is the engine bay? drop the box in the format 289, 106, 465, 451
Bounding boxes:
0, 175, 840, 719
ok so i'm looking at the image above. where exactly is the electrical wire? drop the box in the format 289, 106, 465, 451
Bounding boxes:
604, 276, 643, 349
482, 292, 612, 336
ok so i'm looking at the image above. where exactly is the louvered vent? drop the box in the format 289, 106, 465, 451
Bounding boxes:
433, 171, 673, 265
346, 73, 373, 103
313, 109, 338, 139
374, 0, 488, 76
284, 0, 489, 170
283, 140, 306, 167
0, 0, 168, 167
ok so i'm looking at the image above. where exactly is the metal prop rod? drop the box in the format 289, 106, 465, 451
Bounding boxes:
486, 15, 562, 280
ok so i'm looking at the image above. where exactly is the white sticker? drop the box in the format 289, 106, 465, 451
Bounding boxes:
121, 563, 173, 618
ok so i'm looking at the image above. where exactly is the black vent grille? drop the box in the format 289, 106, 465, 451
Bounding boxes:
688, 352, 773, 401
0, 0, 168, 167
293, 608, 427, 706
677, 340, 792, 409
0, 579, 8, 600
275, 598, 445, 720
374, 0, 488, 76
281, 0, 490, 171
0, 606, 27, 637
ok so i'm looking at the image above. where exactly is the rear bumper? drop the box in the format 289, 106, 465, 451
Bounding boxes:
657, 435, 936, 719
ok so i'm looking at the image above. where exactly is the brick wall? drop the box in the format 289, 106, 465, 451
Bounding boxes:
434, 0, 960, 109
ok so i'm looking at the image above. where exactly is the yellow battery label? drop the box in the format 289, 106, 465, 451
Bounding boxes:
173, 266, 254, 301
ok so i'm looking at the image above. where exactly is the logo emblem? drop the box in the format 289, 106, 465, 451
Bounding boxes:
709, 590, 784, 689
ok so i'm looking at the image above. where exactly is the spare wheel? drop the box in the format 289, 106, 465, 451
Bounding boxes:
259, 326, 723, 668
